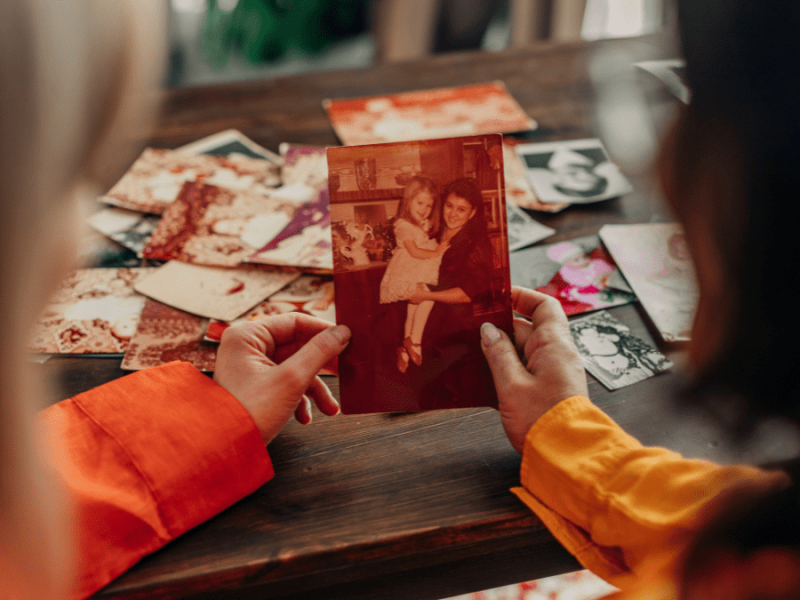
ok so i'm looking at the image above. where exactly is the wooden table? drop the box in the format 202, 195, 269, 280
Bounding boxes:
39, 35, 800, 600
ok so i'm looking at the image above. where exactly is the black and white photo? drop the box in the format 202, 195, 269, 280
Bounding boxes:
515, 138, 633, 204
569, 311, 672, 390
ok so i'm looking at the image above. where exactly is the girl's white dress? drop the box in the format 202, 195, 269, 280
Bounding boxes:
380, 218, 442, 303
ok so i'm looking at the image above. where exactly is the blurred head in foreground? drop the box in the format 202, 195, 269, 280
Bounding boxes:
666, 1, 800, 597
664, 0, 800, 426
0, 1, 164, 597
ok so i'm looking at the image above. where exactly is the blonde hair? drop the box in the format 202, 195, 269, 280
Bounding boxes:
396, 176, 440, 235
0, 1, 165, 597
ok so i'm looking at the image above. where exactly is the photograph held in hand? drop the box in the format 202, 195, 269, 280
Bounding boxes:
328, 135, 513, 414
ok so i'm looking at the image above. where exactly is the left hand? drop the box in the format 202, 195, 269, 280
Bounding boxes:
213, 313, 351, 445
480, 287, 588, 454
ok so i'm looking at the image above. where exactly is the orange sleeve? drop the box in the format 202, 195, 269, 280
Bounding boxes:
512, 395, 772, 591
40, 362, 273, 600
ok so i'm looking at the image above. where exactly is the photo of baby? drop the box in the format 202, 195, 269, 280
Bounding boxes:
328, 135, 513, 414
515, 138, 633, 204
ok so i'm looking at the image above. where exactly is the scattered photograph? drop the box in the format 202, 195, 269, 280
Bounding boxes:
268, 274, 334, 304
88, 207, 160, 255
277, 144, 329, 189
515, 138, 633, 204
569, 310, 672, 390
328, 134, 513, 414
100, 147, 281, 214
506, 202, 555, 251
142, 181, 298, 267
633, 59, 690, 104
134, 261, 299, 322
30, 268, 154, 354
121, 298, 217, 372
606, 268, 634, 294
177, 128, 282, 162
502, 138, 569, 213
77, 226, 142, 269
600, 223, 698, 342
323, 81, 536, 146
204, 275, 335, 342
203, 274, 336, 375
509, 234, 636, 316
248, 146, 333, 272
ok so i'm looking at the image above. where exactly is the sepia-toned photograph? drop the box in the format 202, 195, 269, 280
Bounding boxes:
515, 138, 633, 204
323, 81, 537, 146
328, 135, 513, 414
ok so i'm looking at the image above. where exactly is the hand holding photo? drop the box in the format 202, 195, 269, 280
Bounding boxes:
328, 135, 513, 414
515, 138, 633, 204
569, 310, 672, 390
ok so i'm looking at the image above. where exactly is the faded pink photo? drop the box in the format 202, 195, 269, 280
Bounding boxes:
101, 147, 280, 214
122, 299, 217, 372
249, 145, 333, 272
143, 181, 298, 267
328, 135, 513, 414
323, 82, 536, 146
30, 268, 153, 354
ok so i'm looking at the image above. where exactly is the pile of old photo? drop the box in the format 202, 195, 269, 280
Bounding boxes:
33, 130, 337, 372
32, 80, 694, 406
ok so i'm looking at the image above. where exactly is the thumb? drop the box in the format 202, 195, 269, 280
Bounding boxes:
480, 322, 528, 394
279, 325, 351, 390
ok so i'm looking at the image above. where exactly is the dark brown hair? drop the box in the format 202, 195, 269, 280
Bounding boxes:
671, 0, 800, 431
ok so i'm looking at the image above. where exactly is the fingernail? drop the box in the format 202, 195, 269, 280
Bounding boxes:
481, 322, 501, 345
329, 325, 350, 344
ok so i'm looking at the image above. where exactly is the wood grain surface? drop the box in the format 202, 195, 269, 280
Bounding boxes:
37, 35, 800, 600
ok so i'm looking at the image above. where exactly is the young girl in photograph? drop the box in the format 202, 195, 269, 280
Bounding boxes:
379, 176, 449, 372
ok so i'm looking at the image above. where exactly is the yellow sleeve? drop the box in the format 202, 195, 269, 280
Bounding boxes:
512, 395, 772, 590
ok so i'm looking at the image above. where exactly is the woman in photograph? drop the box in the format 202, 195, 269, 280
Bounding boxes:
408, 177, 503, 408
479, 1, 800, 598
379, 176, 448, 373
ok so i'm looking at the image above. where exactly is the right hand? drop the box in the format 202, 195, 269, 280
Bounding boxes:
436, 241, 450, 256
213, 314, 350, 445
480, 287, 588, 454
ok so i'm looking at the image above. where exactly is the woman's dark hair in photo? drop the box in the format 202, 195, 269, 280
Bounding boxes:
442, 177, 488, 240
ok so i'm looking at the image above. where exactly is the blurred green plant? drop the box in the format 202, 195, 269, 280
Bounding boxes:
201, 0, 370, 68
